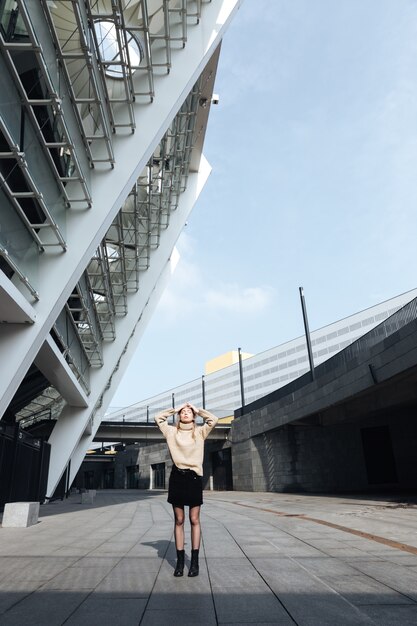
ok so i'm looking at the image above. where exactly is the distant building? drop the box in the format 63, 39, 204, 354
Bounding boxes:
108, 288, 417, 421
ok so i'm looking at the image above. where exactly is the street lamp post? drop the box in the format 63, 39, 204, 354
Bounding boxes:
299, 286, 315, 381
238, 347, 246, 409
201, 375, 206, 409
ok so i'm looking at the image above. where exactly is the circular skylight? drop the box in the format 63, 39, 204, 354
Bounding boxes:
94, 20, 143, 79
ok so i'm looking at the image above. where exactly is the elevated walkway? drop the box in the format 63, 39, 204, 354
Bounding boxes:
20, 419, 230, 443
1, 490, 417, 624
94, 421, 230, 442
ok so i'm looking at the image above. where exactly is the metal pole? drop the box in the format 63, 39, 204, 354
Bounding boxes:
299, 286, 315, 380
171, 393, 175, 424
8, 423, 20, 502
65, 459, 71, 498
202, 375, 206, 409
61, 465, 67, 500
36, 439, 45, 502
146, 405, 149, 424
238, 347, 246, 408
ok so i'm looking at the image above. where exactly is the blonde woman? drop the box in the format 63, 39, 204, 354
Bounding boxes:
154, 402, 218, 577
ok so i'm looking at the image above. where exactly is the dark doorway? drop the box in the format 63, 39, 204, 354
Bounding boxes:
152, 462, 165, 489
126, 464, 139, 489
361, 425, 398, 485
212, 448, 233, 490
103, 468, 114, 489
84, 470, 94, 489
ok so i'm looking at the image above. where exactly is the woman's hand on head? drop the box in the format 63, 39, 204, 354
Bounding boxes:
187, 403, 199, 414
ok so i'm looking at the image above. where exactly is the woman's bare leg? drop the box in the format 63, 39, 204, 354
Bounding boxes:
189, 505, 201, 550
173, 505, 185, 550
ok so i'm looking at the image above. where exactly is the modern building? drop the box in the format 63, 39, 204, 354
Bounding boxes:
231, 294, 417, 493
0, 0, 241, 506
80, 288, 417, 495
107, 288, 417, 421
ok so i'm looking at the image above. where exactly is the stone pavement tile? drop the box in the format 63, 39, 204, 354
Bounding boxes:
197, 541, 244, 558
39, 565, 110, 590
100, 536, 139, 545
212, 588, 294, 625
349, 560, 417, 601
65, 596, 147, 626
237, 542, 284, 557
116, 556, 161, 573
80, 529, 116, 537
94, 568, 157, 597
275, 543, 326, 558
251, 557, 375, 626
54, 537, 103, 547
74, 556, 121, 568
254, 539, 295, 551
50, 547, 94, 558
379, 554, 417, 566
126, 542, 169, 558
141, 607, 217, 626
292, 556, 360, 578
362, 547, 409, 559
0, 585, 39, 615
339, 538, 386, 550
319, 573, 415, 606
148, 561, 212, 606
148, 589, 214, 612
0, 557, 77, 583
299, 538, 351, 551
0, 557, 41, 577
207, 556, 267, 589
0, 546, 54, 557
359, 604, 417, 626
87, 545, 132, 556
0, 590, 90, 626
324, 547, 381, 559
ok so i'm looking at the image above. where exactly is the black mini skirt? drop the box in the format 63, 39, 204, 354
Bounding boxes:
167, 465, 203, 507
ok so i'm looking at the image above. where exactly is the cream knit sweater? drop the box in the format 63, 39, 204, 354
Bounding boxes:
154, 408, 218, 476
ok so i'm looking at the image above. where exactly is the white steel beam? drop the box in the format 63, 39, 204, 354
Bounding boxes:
34, 336, 89, 408
0, 271, 36, 324
0, 0, 241, 419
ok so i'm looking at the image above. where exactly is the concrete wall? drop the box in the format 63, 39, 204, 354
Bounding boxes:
232, 411, 417, 493
231, 317, 417, 494
114, 443, 167, 489
113, 440, 229, 490
74, 460, 113, 490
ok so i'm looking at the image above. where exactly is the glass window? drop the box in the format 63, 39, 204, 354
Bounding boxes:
94, 20, 144, 79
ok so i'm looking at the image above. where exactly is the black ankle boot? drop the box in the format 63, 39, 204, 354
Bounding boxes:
173, 549, 185, 577
188, 549, 199, 577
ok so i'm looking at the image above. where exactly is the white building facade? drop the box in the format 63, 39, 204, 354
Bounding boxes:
108, 288, 417, 420
0, 0, 241, 499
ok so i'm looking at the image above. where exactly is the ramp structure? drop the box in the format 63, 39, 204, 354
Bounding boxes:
0, 0, 241, 499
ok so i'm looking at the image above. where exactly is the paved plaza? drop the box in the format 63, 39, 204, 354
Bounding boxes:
1, 490, 417, 625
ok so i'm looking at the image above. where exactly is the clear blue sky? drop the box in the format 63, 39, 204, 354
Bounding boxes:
110, 0, 417, 411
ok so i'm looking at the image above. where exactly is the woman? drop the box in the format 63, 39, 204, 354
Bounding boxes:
154, 402, 218, 577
